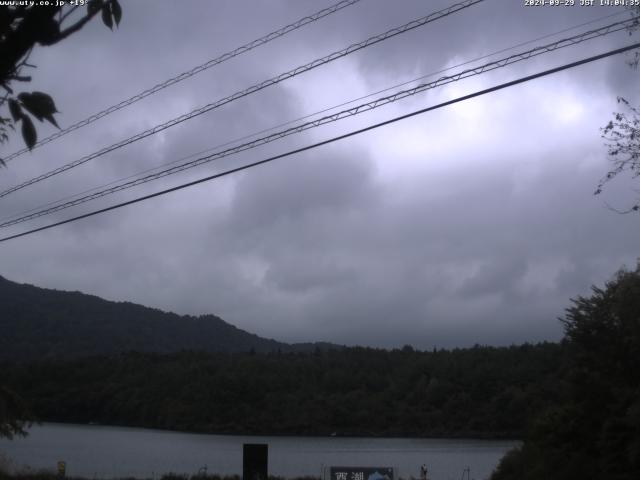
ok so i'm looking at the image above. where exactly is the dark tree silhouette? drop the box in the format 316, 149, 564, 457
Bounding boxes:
491, 263, 640, 480
0, 385, 33, 439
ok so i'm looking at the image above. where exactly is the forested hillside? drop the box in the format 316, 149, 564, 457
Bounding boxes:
0, 276, 332, 360
2, 343, 567, 438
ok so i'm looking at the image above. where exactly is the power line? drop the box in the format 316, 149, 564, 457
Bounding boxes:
1, 0, 363, 163
5, 9, 627, 226
2, 7, 625, 225
1, 16, 632, 226
0, 11, 627, 227
0, 0, 484, 199
1, 16, 635, 229
1, 41, 638, 244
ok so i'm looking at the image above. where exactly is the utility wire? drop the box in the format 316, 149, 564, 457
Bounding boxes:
1, 8, 626, 225
1, 0, 363, 163
0, 0, 484, 199
0, 16, 635, 229
1, 42, 638, 244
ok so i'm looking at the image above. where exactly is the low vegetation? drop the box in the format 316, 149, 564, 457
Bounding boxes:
0, 472, 316, 480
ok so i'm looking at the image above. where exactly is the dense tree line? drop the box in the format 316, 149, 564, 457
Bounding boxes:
492, 264, 640, 480
2, 343, 566, 439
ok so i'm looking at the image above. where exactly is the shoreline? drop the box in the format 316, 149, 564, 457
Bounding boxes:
22, 421, 522, 442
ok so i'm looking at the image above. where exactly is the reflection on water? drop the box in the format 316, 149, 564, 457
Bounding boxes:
0, 423, 518, 480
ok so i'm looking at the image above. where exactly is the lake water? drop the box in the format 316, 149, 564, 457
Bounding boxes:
0, 424, 518, 480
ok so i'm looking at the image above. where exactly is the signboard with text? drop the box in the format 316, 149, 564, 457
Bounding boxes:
330, 467, 393, 480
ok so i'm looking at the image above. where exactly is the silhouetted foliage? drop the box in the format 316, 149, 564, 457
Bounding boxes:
0, 0, 122, 160
596, 7, 640, 212
491, 263, 640, 479
0, 385, 34, 439
598, 98, 640, 212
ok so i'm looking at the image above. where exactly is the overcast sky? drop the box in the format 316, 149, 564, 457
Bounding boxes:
1, 0, 639, 349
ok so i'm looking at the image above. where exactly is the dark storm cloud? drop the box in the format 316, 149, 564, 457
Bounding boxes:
1, 0, 639, 348
347, 0, 630, 84
228, 147, 376, 236
458, 258, 529, 297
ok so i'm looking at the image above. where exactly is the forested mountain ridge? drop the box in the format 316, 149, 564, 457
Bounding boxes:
0, 275, 570, 439
0, 275, 332, 361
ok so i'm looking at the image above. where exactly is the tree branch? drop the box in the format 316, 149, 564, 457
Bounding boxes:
56, 3, 104, 42
59, 5, 80, 25
603, 201, 639, 214
0, 7, 59, 82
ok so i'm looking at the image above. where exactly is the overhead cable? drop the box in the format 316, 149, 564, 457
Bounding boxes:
0, 0, 484, 198
3, 6, 624, 225
0, 16, 635, 229
1, 0, 363, 163
1, 41, 638, 244
3, 8, 627, 225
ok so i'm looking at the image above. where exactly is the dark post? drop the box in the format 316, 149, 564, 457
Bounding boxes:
56, 461, 66, 478
243, 443, 268, 480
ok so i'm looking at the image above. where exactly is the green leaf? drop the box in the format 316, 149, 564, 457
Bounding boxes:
21, 114, 37, 149
8, 99, 22, 122
111, 0, 122, 26
101, 3, 113, 30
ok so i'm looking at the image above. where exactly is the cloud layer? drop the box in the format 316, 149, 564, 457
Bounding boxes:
1, 0, 639, 348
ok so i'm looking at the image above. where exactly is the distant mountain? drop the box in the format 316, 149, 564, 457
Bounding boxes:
0, 275, 333, 361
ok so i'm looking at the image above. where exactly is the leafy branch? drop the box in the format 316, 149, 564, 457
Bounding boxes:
597, 97, 640, 213
0, 0, 122, 164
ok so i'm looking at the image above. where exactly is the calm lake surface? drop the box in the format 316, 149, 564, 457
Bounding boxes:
0, 424, 518, 480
